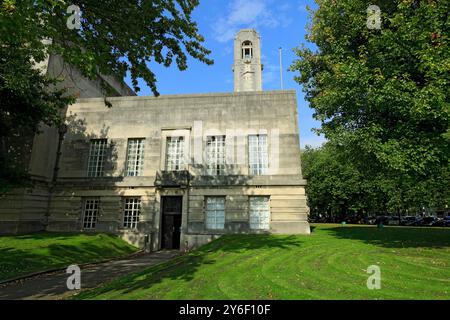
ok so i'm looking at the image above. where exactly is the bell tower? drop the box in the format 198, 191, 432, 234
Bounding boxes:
233, 29, 263, 92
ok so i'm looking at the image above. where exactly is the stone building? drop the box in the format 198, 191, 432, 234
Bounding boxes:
0, 29, 310, 250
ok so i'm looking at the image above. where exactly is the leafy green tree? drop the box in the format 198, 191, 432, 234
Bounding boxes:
302, 142, 450, 218
302, 143, 372, 217
0, 0, 212, 191
292, 0, 449, 216
291, 0, 449, 179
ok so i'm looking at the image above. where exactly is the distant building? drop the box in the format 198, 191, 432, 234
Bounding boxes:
0, 29, 310, 250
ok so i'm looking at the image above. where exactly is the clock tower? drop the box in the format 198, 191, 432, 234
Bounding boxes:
233, 29, 263, 92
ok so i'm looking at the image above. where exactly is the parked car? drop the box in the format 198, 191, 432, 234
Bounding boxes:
430, 218, 446, 227
388, 216, 400, 226
419, 216, 437, 226
431, 216, 450, 227
375, 216, 389, 226
402, 216, 420, 226
363, 216, 377, 225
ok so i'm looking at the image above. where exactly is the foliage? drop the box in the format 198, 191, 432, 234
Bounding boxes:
302, 142, 450, 216
0, 0, 212, 190
291, 0, 449, 177
291, 0, 449, 214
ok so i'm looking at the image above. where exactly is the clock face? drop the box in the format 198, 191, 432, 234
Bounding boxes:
241, 65, 253, 76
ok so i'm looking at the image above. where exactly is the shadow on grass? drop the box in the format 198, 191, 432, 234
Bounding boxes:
74, 234, 303, 299
323, 225, 450, 249
0, 233, 136, 282
74, 226, 450, 299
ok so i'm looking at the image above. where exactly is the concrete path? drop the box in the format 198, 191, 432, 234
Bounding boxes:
0, 250, 179, 300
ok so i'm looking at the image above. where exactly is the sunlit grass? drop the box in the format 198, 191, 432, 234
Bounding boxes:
0, 232, 138, 281
72, 224, 450, 300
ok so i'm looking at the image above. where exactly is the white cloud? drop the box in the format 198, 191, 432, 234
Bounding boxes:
300, 135, 327, 149
211, 0, 287, 43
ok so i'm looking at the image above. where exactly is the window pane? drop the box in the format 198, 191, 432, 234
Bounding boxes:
248, 135, 268, 175
83, 199, 99, 229
206, 136, 226, 175
249, 196, 270, 230
165, 137, 184, 171
87, 139, 107, 177
126, 138, 145, 176
123, 198, 141, 229
205, 197, 225, 230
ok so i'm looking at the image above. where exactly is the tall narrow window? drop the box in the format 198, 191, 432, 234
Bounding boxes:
206, 135, 226, 175
87, 139, 107, 177
205, 197, 225, 230
248, 134, 268, 175
249, 196, 270, 230
123, 198, 141, 229
82, 199, 99, 229
165, 137, 184, 171
242, 41, 253, 59
126, 138, 145, 176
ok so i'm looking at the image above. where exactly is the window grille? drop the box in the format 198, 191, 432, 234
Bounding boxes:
165, 137, 184, 171
205, 197, 225, 230
126, 138, 145, 176
206, 135, 226, 175
87, 139, 107, 177
249, 196, 270, 230
248, 135, 268, 175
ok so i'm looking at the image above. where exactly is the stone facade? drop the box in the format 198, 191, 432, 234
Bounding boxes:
233, 29, 263, 92
47, 90, 310, 249
0, 53, 135, 235
0, 29, 310, 249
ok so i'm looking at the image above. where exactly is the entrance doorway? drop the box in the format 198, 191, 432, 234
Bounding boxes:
161, 196, 182, 249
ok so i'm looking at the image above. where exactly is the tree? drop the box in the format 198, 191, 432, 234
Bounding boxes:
291, 0, 449, 180
292, 0, 449, 215
302, 143, 380, 218
301, 142, 448, 219
0, 0, 213, 191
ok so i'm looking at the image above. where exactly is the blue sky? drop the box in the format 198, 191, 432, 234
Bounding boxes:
124, 0, 325, 148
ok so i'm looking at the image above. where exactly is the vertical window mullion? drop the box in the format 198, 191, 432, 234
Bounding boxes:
88, 139, 107, 177
83, 199, 99, 229
206, 136, 225, 175
206, 197, 225, 230
126, 138, 145, 176
249, 135, 268, 175
166, 137, 184, 171
123, 198, 141, 229
249, 197, 270, 230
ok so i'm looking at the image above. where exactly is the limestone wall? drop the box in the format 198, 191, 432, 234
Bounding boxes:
0, 54, 135, 235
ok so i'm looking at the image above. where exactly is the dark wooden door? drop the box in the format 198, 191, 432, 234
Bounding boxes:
161, 196, 182, 249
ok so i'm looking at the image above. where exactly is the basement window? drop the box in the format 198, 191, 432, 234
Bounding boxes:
82, 199, 99, 230
205, 197, 225, 230
123, 197, 141, 229
249, 196, 270, 230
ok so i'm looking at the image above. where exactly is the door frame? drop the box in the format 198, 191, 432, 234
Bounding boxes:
160, 195, 183, 250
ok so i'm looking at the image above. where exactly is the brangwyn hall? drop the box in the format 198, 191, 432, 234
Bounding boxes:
0, 29, 310, 250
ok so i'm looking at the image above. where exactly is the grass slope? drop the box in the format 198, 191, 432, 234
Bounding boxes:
73, 224, 449, 300
0, 232, 138, 282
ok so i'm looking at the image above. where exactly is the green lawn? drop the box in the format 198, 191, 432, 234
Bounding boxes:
0, 232, 138, 282
72, 224, 450, 300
